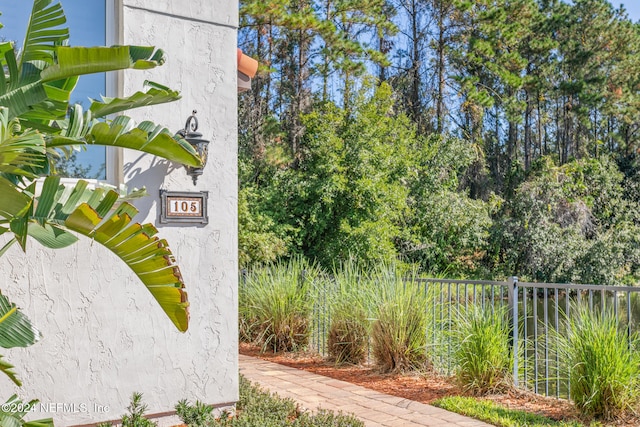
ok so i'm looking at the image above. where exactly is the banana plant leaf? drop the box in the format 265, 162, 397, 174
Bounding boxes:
22, 178, 190, 331
0, 108, 48, 178
20, 0, 69, 67
89, 81, 181, 118
0, 292, 41, 349
0, 355, 21, 387
0, 291, 42, 386
0, 395, 54, 427
0, 177, 32, 219
40, 46, 167, 82
48, 112, 202, 167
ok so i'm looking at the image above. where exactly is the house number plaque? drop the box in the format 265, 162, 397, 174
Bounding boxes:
159, 190, 209, 224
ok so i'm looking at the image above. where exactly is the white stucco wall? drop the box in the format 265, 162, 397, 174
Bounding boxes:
0, 1, 238, 425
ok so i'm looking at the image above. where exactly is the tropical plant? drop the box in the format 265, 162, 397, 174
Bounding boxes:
451, 304, 513, 395
0, 0, 204, 421
0, 290, 52, 426
0, 0, 199, 324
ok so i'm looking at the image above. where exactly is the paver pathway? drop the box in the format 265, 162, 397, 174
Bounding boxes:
239, 354, 494, 427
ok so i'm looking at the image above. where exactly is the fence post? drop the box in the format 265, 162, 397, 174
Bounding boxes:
508, 276, 519, 387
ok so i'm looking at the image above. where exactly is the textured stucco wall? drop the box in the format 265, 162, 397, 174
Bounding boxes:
0, 1, 238, 425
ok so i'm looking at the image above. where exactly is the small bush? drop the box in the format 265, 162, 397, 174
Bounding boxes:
239, 258, 317, 352
451, 304, 512, 395
370, 267, 429, 372
560, 304, 640, 420
121, 392, 157, 427
175, 399, 215, 426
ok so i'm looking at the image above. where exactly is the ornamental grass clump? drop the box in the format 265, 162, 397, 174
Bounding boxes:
560, 304, 640, 420
327, 261, 372, 365
239, 258, 317, 352
370, 266, 430, 372
451, 304, 513, 395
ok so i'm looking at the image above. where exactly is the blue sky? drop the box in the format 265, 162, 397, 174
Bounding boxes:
0, 0, 106, 104
611, 1, 640, 21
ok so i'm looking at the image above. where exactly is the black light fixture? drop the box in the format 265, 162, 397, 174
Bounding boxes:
177, 110, 209, 185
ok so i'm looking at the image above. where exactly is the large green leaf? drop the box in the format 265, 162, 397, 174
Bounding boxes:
48, 113, 202, 167
0, 356, 21, 387
27, 178, 189, 331
89, 81, 181, 118
40, 46, 167, 82
0, 177, 32, 220
20, 0, 69, 69
0, 108, 48, 178
0, 292, 41, 350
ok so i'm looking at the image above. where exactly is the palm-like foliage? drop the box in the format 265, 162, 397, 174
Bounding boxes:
0, 0, 206, 402
0, 0, 199, 330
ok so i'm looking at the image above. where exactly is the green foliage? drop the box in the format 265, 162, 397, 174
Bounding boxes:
239, 0, 640, 283
402, 134, 492, 274
239, 258, 317, 352
557, 304, 640, 420
433, 396, 584, 427
267, 83, 414, 268
121, 393, 157, 427
490, 156, 640, 283
370, 266, 430, 372
0, 0, 207, 423
175, 400, 215, 427
238, 187, 289, 267
451, 305, 512, 395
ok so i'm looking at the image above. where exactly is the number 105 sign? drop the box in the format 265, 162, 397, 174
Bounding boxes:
159, 190, 209, 224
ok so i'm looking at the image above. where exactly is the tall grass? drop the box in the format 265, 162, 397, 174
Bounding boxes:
558, 304, 640, 420
370, 265, 430, 372
239, 258, 318, 352
327, 260, 373, 365
451, 304, 513, 395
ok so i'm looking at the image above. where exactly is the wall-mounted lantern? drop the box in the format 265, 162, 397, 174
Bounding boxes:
177, 110, 209, 185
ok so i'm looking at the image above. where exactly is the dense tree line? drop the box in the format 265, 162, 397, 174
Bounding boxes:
238, 0, 640, 284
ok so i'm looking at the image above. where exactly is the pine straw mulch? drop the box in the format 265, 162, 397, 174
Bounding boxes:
239, 342, 640, 427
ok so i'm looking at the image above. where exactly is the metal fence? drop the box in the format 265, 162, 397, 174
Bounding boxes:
309, 277, 640, 400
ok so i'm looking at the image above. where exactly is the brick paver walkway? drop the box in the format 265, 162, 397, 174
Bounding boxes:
239, 354, 494, 427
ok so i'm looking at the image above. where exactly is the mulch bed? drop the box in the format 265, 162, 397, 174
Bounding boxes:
239, 342, 640, 427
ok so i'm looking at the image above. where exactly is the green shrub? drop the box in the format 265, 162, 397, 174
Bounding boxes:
370, 267, 429, 372
175, 399, 215, 426
295, 409, 364, 426
239, 258, 317, 352
559, 304, 640, 420
121, 393, 157, 427
451, 305, 512, 395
